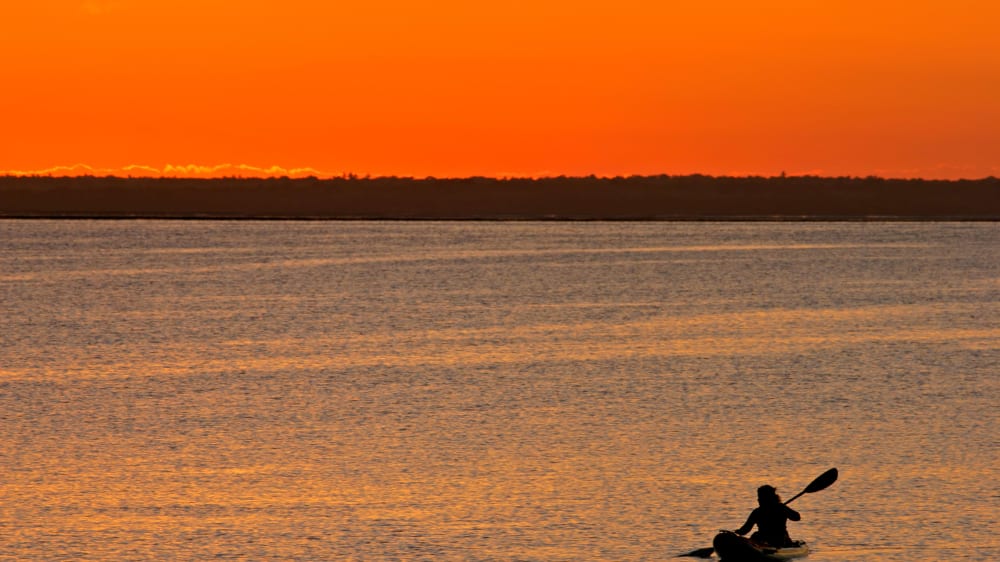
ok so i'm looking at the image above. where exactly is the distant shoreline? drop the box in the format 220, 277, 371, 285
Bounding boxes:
2, 175, 998, 221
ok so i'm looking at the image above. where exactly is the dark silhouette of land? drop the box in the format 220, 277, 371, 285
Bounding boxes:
1, 175, 997, 220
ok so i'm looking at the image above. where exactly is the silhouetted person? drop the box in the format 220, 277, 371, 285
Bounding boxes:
732, 485, 800, 547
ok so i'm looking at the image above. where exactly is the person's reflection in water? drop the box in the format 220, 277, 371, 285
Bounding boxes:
732, 485, 801, 547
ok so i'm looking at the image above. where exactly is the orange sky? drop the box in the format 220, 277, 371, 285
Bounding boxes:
3, 1, 998, 178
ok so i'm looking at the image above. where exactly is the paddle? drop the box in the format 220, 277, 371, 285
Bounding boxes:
677, 468, 838, 558
781, 467, 838, 505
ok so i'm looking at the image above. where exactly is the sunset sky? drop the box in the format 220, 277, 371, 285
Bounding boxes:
3, 1, 998, 178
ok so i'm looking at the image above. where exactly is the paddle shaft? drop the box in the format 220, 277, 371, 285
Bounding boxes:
783, 490, 807, 505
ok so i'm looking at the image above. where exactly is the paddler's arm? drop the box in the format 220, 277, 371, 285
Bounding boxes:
783, 505, 801, 521
734, 508, 759, 535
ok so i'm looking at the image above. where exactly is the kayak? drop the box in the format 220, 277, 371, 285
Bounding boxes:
712, 531, 809, 561
712, 531, 809, 560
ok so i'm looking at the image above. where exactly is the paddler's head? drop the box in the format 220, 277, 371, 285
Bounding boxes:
757, 485, 780, 505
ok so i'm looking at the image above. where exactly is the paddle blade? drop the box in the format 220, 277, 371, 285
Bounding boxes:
677, 546, 715, 558
803, 468, 839, 494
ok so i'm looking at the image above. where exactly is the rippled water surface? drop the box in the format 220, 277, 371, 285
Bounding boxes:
1, 220, 997, 561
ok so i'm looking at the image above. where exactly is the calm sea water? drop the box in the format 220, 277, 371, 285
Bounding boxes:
1, 220, 997, 561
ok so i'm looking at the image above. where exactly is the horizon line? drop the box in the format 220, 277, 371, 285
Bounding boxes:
2, 164, 999, 182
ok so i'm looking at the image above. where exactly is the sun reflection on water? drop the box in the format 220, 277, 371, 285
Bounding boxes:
1, 221, 996, 560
